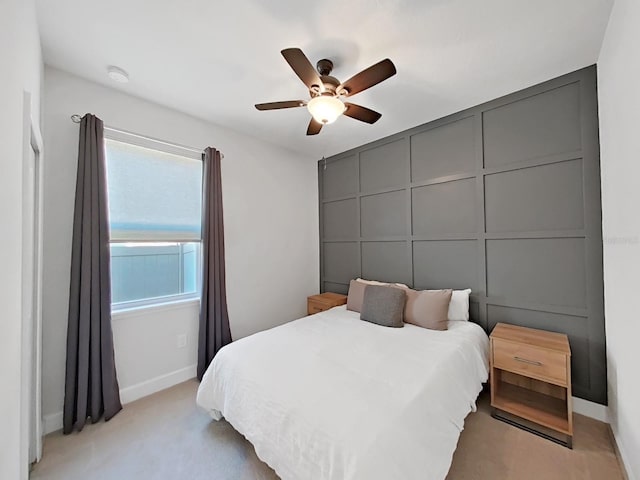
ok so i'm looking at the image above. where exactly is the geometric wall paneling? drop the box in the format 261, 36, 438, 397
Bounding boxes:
323, 242, 359, 284
410, 116, 476, 181
412, 179, 477, 236
323, 281, 350, 295
486, 238, 587, 309
323, 199, 358, 240
360, 139, 407, 192
321, 154, 358, 199
485, 159, 585, 233
483, 82, 582, 168
361, 241, 411, 286
413, 240, 479, 292
360, 190, 407, 238
469, 301, 480, 324
319, 66, 605, 403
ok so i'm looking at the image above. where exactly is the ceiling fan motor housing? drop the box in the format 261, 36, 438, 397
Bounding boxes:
316, 58, 334, 75
309, 59, 342, 96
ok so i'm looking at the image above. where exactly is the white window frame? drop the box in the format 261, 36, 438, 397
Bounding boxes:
109, 242, 203, 312
104, 127, 203, 161
104, 128, 203, 312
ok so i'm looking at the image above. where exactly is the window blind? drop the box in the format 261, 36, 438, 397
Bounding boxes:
105, 139, 202, 242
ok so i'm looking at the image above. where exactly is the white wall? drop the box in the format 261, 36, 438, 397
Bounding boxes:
0, 1, 43, 478
598, 0, 640, 478
41, 67, 319, 429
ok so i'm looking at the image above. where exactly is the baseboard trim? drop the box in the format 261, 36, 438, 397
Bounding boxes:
572, 396, 609, 423
43, 364, 197, 435
43, 412, 63, 436
609, 427, 636, 480
119, 364, 197, 404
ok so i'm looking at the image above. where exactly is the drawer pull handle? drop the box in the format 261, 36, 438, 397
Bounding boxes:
513, 356, 543, 366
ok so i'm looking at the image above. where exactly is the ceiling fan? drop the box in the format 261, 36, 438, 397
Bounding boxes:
255, 48, 396, 135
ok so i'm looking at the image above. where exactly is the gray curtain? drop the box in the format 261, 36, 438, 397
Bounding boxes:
197, 147, 232, 380
63, 114, 122, 434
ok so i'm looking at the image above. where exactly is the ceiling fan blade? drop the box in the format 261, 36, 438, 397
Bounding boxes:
338, 59, 396, 97
306, 118, 323, 135
343, 103, 382, 124
281, 48, 323, 90
255, 100, 305, 111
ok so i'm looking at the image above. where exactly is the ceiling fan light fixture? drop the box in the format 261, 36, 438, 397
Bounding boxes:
307, 95, 346, 124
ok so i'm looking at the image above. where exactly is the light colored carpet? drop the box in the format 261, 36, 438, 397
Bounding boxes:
32, 380, 624, 480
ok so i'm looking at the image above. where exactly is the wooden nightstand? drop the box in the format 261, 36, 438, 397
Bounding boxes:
307, 292, 347, 315
490, 323, 573, 448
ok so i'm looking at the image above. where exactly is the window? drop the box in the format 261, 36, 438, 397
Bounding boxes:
104, 134, 203, 309
110, 242, 200, 304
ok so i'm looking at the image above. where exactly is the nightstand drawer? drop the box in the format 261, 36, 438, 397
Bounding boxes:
307, 303, 326, 315
493, 339, 567, 386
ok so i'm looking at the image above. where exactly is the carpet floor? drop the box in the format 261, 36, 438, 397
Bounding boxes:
32, 380, 625, 480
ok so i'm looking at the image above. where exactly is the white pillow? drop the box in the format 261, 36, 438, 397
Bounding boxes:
448, 289, 472, 321
356, 278, 409, 288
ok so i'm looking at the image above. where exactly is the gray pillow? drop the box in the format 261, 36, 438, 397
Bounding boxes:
360, 285, 406, 328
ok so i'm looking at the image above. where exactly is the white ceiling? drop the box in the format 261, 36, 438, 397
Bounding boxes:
36, 0, 613, 159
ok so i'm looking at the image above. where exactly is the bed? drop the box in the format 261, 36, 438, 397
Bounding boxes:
197, 305, 489, 480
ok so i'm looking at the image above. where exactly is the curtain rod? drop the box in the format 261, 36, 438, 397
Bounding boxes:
70, 114, 223, 158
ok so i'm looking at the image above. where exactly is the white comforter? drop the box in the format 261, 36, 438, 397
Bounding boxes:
197, 305, 489, 480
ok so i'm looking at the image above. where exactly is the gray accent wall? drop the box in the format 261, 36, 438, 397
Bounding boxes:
318, 66, 606, 405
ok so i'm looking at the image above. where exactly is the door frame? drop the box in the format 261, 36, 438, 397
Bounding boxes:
20, 91, 44, 475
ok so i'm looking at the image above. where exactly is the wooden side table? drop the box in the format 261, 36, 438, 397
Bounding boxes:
307, 292, 347, 315
490, 323, 573, 448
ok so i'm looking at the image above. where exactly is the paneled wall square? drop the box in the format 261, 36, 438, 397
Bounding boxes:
410, 117, 475, 181
485, 159, 585, 233
411, 179, 476, 236
483, 82, 582, 168
323, 242, 359, 284
360, 190, 407, 238
486, 238, 587, 308
322, 154, 357, 199
413, 240, 478, 291
359, 140, 407, 192
323, 199, 358, 239
361, 241, 411, 285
